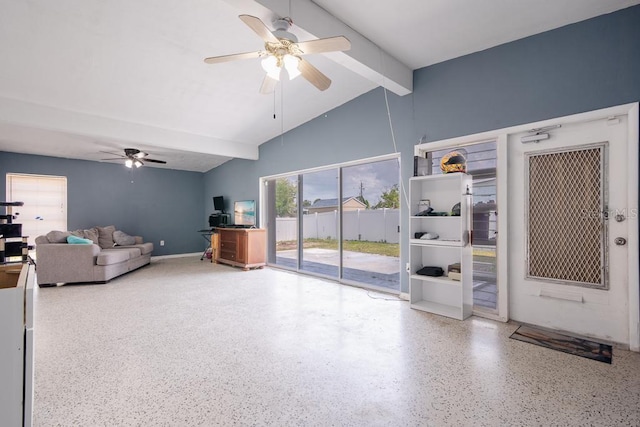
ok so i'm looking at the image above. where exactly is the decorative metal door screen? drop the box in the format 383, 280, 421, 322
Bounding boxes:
525, 143, 608, 289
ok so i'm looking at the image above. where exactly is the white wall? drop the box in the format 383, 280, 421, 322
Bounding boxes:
275, 209, 399, 243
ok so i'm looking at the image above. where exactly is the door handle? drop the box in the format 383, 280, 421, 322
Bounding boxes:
614, 237, 627, 246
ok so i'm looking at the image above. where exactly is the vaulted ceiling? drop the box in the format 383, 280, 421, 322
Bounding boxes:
1, 0, 638, 172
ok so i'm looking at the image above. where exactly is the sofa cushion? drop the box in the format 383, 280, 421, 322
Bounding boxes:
114, 242, 154, 255
84, 228, 100, 245
46, 230, 70, 243
96, 225, 116, 249
69, 228, 99, 245
67, 235, 93, 244
119, 247, 142, 259
113, 230, 136, 246
96, 249, 130, 266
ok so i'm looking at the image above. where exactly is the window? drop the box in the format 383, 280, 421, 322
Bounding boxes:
526, 145, 607, 288
6, 173, 67, 245
425, 141, 499, 311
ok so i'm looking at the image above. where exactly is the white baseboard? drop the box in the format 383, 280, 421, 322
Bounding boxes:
151, 252, 201, 261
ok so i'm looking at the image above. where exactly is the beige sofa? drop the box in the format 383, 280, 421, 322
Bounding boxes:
34, 225, 153, 286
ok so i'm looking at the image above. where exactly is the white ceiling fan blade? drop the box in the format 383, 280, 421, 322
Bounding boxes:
259, 75, 279, 94
239, 15, 279, 43
298, 59, 331, 91
296, 36, 351, 55
204, 51, 262, 64
99, 151, 125, 158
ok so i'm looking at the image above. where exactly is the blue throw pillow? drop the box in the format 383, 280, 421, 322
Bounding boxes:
67, 235, 93, 245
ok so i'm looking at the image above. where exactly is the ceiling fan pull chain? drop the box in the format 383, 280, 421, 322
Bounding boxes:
280, 82, 285, 146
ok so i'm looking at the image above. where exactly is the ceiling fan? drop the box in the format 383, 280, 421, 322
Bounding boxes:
204, 15, 351, 94
101, 148, 167, 168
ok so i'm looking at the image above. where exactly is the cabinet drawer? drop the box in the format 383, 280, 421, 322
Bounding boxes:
219, 241, 237, 251
220, 249, 236, 261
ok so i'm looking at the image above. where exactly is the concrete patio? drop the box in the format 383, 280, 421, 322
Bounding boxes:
275, 248, 498, 311
276, 248, 400, 290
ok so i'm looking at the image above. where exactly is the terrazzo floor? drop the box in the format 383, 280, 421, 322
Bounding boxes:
33, 256, 640, 426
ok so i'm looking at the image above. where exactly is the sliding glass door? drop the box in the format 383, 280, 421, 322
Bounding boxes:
341, 158, 400, 290
264, 155, 400, 292
265, 175, 298, 269
300, 169, 339, 279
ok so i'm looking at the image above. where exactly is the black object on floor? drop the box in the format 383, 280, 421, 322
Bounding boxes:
510, 325, 612, 364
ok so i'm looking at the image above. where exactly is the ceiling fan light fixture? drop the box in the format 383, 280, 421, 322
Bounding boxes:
261, 56, 281, 81
204, 15, 349, 92
101, 148, 166, 166
283, 54, 301, 80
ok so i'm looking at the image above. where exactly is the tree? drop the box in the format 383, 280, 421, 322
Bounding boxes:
374, 184, 400, 209
275, 178, 297, 217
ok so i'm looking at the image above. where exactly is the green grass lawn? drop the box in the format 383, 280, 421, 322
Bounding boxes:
277, 239, 496, 260
277, 238, 400, 257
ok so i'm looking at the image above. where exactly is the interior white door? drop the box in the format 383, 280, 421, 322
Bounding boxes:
508, 114, 632, 345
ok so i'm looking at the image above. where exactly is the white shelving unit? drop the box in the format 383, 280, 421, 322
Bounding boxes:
0, 263, 35, 427
409, 173, 473, 320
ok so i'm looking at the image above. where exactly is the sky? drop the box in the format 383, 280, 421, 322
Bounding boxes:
300, 158, 400, 206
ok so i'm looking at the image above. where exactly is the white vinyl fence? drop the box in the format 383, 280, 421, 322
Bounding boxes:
276, 209, 399, 243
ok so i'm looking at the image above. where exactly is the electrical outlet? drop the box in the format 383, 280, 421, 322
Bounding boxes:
160, 240, 165, 246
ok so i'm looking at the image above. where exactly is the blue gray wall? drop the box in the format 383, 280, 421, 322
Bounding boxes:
412, 4, 640, 141
2, 6, 638, 282
0, 152, 204, 256
204, 86, 414, 211
204, 5, 640, 293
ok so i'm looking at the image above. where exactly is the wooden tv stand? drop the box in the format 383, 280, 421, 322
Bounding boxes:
215, 227, 266, 270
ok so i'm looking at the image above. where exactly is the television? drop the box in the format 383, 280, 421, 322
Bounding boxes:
213, 196, 225, 212
234, 200, 256, 226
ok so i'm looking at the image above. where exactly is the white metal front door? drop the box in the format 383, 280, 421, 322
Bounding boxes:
508, 109, 636, 347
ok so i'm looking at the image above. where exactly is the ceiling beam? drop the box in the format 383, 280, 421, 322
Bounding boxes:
0, 97, 258, 160
222, 0, 413, 96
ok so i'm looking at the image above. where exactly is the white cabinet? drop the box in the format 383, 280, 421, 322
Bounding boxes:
409, 173, 473, 320
0, 263, 35, 427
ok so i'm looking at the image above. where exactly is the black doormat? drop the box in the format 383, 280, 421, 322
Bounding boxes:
510, 325, 612, 364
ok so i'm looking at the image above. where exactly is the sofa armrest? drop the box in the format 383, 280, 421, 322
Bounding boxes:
134, 236, 143, 244
35, 235, 49, 245
35, 243, 101, 284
